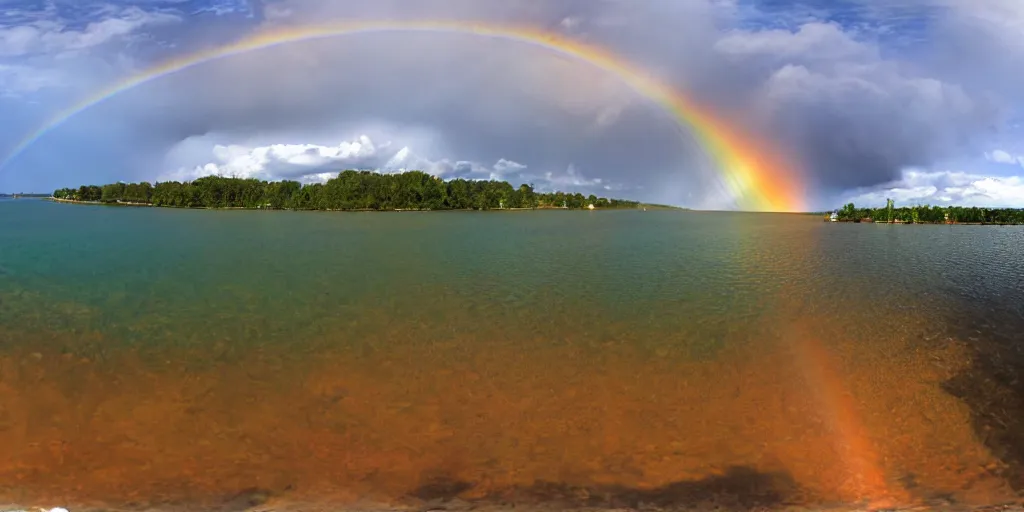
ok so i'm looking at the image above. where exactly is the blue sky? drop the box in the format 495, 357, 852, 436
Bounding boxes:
1, 0, 1023, 210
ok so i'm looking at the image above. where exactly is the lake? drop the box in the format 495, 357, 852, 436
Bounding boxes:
1, 199, 1023, 511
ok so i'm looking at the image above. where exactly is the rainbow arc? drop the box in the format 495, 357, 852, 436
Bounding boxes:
1, 21, 806, 212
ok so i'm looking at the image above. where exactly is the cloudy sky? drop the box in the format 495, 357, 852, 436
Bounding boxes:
0, 0, 1022, 210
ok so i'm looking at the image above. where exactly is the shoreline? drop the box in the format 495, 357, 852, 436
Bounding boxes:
49, 172, 660, 213
48, 197, 152, 207
825, 202, 1024, 225
44, 197, 683, 212
826, 218, 1023, 226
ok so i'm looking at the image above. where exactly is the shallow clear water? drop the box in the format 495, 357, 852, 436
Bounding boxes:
1, 199, 1023, 510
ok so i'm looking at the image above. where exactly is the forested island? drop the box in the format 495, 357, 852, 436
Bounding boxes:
829, 199, 1024, 224
52, 171, 670, 211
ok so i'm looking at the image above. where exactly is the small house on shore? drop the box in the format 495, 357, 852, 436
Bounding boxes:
829, 212, 838, 222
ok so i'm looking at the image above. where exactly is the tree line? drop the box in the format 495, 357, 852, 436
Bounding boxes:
52, 171, 648, 211
833, 198, 1024, 224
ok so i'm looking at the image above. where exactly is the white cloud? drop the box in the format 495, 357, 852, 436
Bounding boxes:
842, 169, 1024, 208
263, 4, 295, 21
192, 0, 252, 17
0, 7, 179, 58
0, 63, 63, 95
593, 105, 624, 129
387, 152, 527, 182
373, 144, 483, 178
942, 0, 1024, 50
493, 158, 527, 176
536, 164, 610, 191
715, 22, 874, 62
985, 149, 1024, 166
161, 135, 624, 193
161, 135, 386, 182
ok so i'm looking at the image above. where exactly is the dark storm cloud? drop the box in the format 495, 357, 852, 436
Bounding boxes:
569, 0, 1006, 199
744, 55, 994, 191
695, 15, 998, 197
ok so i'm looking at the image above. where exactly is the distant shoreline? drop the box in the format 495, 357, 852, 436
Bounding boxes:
824, 201, 1024, 225
49, 197, 152, 207
49, 171, 686, 212
45, 197, 684, 212
827, 218, 1021, 226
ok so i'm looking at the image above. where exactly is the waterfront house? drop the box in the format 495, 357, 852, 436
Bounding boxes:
829, 212, 838, 222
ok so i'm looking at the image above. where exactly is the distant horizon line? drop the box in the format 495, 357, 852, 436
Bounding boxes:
6, 192, 1023, 213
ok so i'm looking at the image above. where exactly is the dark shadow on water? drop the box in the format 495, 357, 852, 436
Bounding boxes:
74, 469, 801, 512
410, 466, 803, 510
940, 298, 1024, 493
100, 487, 275, 512
218, 487, 273, 511
412, 478, 476, 501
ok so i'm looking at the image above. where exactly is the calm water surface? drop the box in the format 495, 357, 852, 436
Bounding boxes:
1, 199, 1023, 510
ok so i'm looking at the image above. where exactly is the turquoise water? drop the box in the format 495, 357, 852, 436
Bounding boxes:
2, 201, 783, 358
1, 199, 1023, 510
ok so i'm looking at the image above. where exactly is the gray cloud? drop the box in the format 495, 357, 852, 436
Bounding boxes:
706, 16, 999, 196
1, 0, 1021, 209
54, 21, 696, 202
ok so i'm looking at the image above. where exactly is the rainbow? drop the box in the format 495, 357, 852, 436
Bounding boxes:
1, 20, 806, 212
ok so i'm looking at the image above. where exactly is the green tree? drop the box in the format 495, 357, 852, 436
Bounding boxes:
55, 171, 647, 212
839, 202, 856, 221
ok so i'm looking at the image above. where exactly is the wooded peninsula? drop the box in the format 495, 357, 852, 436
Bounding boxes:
829, 200, 1024, 225
52, 171, 666, 211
